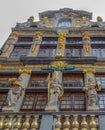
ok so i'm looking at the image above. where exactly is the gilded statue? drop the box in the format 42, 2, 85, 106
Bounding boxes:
82, 31, 90, 41
84, 43, 90, 54
82, 16, 87, 24
43, 17, 48, 24
31, 44, 37, 53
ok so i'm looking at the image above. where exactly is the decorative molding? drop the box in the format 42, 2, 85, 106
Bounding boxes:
3, 44, 10, 53
83, 69, 96, 74
19, 69, 32, 74
31, 44, 37, 53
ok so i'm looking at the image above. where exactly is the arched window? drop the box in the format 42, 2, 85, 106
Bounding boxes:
58, 18, 71, 27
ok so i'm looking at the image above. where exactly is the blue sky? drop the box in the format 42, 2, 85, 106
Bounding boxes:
0, 0, 105, 47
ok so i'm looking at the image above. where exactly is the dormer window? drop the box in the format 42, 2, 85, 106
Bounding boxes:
58, 18, 71, 27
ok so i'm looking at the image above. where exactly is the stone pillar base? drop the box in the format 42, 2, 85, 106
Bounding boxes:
87, 106, 99, 111
45, 105, 58, 112
2, 106, 15, 112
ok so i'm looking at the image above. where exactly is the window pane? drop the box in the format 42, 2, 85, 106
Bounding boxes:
63, 75, 83, 88
29, 77, 47, 88
21, 94, 35, 110
0, 93, 8, 109
98, 94, 105, 110
10, 46, 30, 57
60, 93, 85, 111
96, 75, 105, 88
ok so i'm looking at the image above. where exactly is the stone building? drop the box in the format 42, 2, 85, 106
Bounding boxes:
0, 8, 105, 130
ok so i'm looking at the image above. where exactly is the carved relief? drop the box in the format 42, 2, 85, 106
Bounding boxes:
31, 44, 37, 53
7, 78, 24, 107
82, 31, 90, 41
47, 71, 64, 106
83, 77, 101, 110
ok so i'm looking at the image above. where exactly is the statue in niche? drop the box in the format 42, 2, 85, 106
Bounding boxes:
47, 71, 64, 107
7, 78, 24, 107
83, 77, 101, 107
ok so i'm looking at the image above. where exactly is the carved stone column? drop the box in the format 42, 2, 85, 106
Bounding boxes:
82, 31, 91, 57
83, 69, 101, 111
45, 71, 63, 112
1, 32, 18, 57
2, 69, 32, 112
28, 32, 42, 57
55, 32, 66, 57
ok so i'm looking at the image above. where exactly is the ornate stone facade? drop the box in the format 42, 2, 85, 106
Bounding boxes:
0, 8, 105, 130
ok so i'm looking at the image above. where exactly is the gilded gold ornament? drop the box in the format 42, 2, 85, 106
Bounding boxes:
43, 16, 48, 24
31, 44, 37, 53
35, 32, 42, 39
83, 69, 96, 74
14, 122, 21, 127
63, 128, 69, 130
82, 16, 87, 24
0, 122, 3, 127
63, 121, 70, 127
7, 36, 13, 41
31, 122, 38, 128
29, 16, 34, 21
23, 122, 30, 127
90, 128, 97, 130
19, 69, 32, 74
97, 16, 102, 22
56, 52, 64, 57
3, 44, 10, 53
89, 121, 96, 128
8, 78, 24, 89
72, 128, 79, 130
50, 61, 68, 67
72, 121, 79, 127
82, 31, 90, 41
12, 32, 19, 37
81, 128, 88, 130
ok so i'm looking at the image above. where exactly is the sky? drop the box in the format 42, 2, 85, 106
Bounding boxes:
0, 0, 105, 47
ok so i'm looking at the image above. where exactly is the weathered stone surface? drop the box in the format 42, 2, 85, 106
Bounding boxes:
99, 115, 105, 130
39, 115, 53, 130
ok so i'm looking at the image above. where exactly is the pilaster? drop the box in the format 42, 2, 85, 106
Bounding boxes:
0, 32, 18, 58
2, 69, 32, 112
28, 32, 42, 57
45, 71, 63, 112
82, 31, 91, 57
55, 31, 67, 57
83, 69, 101, 111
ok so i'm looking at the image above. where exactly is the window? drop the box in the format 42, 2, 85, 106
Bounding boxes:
38, 46, 56, 57
98, 94, 105, 110
18, 36, 33, 42
63, 75, 83, 88
10, 46, 30, 58
58, 18, 71, 27
91, 37, 105, 44
65, 47, 83, 57
42, 37, 58, 44
0, 78, 10, 88
21, 93, 47, 111
60, 93, 85, 111
29, 74, 48, 88
92, 48, 105, 58
66, 37, 82, 44
0, 93, 8, 110
96, 75, 105, 88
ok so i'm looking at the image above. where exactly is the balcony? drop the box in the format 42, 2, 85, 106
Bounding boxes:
0, 111, 105, 130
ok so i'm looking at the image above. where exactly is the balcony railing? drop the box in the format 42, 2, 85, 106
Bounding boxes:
0, 111, 105, 130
